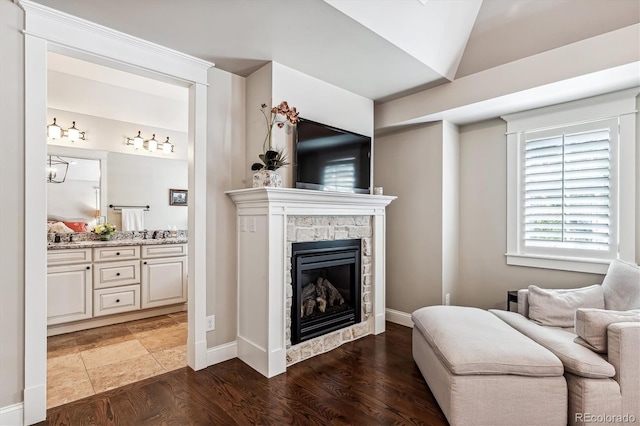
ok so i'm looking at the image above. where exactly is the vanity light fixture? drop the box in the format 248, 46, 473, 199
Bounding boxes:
47, 155, 69, 184
47, 118, 85, 141
126, 131, 175, 155
162, 137, 174, 154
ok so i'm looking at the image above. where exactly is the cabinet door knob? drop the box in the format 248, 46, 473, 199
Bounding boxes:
116, 272, 121, 276
116, 252, 120, 255
86, 266, 90, 270
143, 261, 147, 264
115, 299, 120, 303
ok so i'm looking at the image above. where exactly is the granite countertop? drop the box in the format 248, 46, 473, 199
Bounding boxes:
47, 238, 188, 250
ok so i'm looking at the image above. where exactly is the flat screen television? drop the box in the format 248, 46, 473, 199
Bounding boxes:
294, 118, 371, 194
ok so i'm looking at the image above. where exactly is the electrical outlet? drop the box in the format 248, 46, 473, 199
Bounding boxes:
206, 315, 215, 331
445, 293, 451, 306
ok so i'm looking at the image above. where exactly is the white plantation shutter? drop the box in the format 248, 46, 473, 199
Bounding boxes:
522, 119, 618, 258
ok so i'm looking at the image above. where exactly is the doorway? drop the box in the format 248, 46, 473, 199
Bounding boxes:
45, 53, 191, 408
23, 3, 212, 423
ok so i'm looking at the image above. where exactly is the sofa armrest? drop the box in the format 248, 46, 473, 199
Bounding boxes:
607, 322, 640, 418
517, 289, 529, 317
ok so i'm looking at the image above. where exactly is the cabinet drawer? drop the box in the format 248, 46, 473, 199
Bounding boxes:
93, 246, 140, 262
47, 248, 92, 266
141, 244, 187, 259
94, 285, 140, 316
93, 260, 140, 289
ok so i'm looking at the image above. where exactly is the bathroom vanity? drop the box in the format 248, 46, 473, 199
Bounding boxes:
47, 238, 187, 335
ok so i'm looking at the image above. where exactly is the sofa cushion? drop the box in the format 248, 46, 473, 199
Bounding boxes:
412, 306, 563, 377
574, 308, 640, 353
490, 309, 615, 379
528, 284, 604, 328
601, 259, 640, 311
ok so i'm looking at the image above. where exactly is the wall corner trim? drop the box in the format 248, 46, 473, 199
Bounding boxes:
0, 402, 24, 426
206, 341, 238, 367
385, 308, 414, 328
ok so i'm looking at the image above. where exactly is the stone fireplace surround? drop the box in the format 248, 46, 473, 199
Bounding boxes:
226, 188, 395, 378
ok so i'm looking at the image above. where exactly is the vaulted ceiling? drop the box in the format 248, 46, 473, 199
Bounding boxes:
32, 0, 640, 102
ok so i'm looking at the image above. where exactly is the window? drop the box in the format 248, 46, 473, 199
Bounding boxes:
504, 90, 637, 274
523, 120, 617, 259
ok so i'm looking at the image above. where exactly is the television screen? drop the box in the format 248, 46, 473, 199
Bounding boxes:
295, 119, 371, 194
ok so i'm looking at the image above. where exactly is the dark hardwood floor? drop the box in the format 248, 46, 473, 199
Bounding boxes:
42, 322, 447, 425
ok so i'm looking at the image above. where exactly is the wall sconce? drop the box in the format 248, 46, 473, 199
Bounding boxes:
47, 118, 85, 142
47, 155, 69, 183
162, 137, 174, 154
126, 131, 144, 149
126, 131, 175, 154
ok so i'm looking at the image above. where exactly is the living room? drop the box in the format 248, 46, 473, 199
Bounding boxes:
1, 0, 639, 425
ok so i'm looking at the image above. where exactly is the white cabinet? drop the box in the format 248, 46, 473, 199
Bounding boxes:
47, 242, 186, 327
141, 256, 187, 308
47, 263, 92, 325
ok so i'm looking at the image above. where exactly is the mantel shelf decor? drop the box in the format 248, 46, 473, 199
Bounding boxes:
251, 101, 299, 188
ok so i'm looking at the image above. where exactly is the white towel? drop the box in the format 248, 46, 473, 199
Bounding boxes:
121, 208, 144, 231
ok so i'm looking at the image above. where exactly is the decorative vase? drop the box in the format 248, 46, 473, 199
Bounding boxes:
253, 169, 283, 188
100, 234, 112, 241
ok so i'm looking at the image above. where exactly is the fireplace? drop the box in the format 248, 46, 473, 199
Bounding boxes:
291, 239, 362, 344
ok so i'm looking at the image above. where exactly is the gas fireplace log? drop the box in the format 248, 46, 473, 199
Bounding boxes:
301, 283, 317, 302
318, 278, 345, 307
303, 299, 316, 317
316, 296, 327, 313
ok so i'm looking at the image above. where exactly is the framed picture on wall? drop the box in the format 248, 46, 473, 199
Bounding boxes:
169, 189, 188, 206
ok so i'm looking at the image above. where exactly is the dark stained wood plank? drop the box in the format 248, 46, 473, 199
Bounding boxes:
42, 322, 448, 426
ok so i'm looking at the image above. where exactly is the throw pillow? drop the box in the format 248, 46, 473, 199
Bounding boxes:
574, 308, 640, 353
601, 259, 640, 311
48, 221, 74, 234
63, 221, 87, 232
528, 284, 604, 328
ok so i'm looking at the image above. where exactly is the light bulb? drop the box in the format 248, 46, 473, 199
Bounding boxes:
162, 137, 172, 154
48, 118, 61, 139
147, 134, 158, 152
133, 131, 143, 149
67, 122, 80, 142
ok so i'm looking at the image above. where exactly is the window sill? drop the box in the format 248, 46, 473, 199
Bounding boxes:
505, 253, 610, 274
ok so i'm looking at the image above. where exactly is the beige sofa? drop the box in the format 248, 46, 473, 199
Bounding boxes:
413, 259, 640, 426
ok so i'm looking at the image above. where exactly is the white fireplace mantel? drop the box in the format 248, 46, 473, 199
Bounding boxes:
226, 187, 396, 377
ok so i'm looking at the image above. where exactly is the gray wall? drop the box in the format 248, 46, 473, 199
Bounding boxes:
206, 67, 246, 347
0, 0, 25, 407
375, 123, 445, 313
456, 119, 604, 309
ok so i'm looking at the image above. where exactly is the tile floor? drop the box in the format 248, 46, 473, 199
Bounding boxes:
46, 312, 187, 408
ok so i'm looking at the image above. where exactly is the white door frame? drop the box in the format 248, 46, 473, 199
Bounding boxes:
20, 1, 213, 423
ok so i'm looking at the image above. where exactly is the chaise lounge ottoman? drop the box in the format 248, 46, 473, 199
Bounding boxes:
412, 306, 567, 425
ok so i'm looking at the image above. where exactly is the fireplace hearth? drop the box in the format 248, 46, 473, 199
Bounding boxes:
291, 239, 362, 344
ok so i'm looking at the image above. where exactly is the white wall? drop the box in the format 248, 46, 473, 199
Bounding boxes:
48, 67, 188, 132
0, 0, 24, 408
441, 121, 460, 304
375, 123, 445, 313
206, 67, 246, 347
455, 119, 606, 309
107, 152, 188, 230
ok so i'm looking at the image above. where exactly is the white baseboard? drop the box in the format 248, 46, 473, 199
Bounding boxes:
0, 403, 24, 426
386, 308, 413, 328
206, 341, 237, 367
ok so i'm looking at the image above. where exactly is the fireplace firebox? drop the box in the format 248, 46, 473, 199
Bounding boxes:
291, 239, 361, 344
